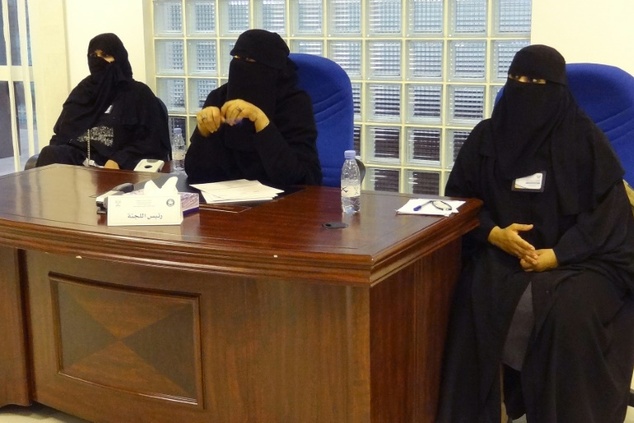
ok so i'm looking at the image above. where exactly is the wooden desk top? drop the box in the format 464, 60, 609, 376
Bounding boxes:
0, 165, 480, 284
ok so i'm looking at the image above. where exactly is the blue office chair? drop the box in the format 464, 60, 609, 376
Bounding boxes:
566, 63, 634, 186
556, 63, 634, 408
289, 53, 360, 187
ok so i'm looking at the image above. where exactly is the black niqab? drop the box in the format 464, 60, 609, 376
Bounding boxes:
223, 29, 297, 151
53, 33, 133, 141
492, 45, 569, 180
492, 44, 623, 215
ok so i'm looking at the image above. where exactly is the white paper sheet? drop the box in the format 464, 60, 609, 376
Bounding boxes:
190, 179, 283, 204
396, 198, 465, 216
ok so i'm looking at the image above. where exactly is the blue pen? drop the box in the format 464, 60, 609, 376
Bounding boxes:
413, 200, 430, 211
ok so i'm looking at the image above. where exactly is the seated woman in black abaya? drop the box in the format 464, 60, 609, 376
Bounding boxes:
184, 29, 322, 187
36, 33, 170, 170
437, 45, 634, 423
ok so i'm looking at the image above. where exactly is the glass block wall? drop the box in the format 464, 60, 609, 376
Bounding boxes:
151, 0, 531, 194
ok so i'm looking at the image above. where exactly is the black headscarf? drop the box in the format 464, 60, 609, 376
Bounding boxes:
491, 44, 623, 215
492, 45, 570, 180
223, 29, 297, 151
53, 33, 133, 141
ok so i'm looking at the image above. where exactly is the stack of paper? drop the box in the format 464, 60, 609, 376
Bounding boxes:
190, 179, 283, 204
396, 198, 465, 216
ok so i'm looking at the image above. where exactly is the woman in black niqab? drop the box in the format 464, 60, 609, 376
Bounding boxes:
56, 33, 133, 144
437, 45, 634, 423
223, 29, 297, 152
492, 44, 622, 216
185, 29, 322, 186
36, 33, 170, 170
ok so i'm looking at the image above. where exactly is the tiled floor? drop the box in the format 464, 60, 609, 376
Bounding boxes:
0, 403, 88, 422
0, 403, 633, 422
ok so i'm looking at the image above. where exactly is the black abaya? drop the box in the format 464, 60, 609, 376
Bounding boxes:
437, 117, 634, 422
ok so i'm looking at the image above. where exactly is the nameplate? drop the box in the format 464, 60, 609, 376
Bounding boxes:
107, 194, 183, 226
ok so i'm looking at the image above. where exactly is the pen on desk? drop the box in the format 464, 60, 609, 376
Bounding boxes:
413, 200, 431, 212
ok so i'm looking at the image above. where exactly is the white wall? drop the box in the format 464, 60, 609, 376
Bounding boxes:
532, 0, 634, 75
63, 0, 150, 87
29, 0, 150, 144
29, 0, 69, 146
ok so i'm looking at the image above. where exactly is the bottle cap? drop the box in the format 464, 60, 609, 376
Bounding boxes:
174, 127, 182, 135
344, 150, 356, 159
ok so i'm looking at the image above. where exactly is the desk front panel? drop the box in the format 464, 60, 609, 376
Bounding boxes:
24, 241, 461, 423
25, 249, 372, 422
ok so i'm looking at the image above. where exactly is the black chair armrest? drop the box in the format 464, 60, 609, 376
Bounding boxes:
24, 154, 39, 170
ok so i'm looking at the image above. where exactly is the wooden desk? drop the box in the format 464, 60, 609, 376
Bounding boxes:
0, 165, 480, 422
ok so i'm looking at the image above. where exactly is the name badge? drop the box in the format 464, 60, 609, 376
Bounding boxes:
512, 171, 546, 192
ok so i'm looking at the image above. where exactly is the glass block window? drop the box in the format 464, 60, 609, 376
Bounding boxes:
449, 41, 487, 80
408, 41, 443, 79
292, 0, 323, 35
187, 1, 215, 34
328, 0, 361, 34
369, 126, 400, 161
154, 1, 184, 35
446, 129, 471, 166
351, 83, 362, 118
291, 40, 324, 55
407, 84, 442, 123
189, 78, 217, 109
353, 125, 361, 154
158, 78, 186, 112
329, 41, 362, 76
368, 0, 401, 34
496, 0, 532, 34
407, 170, 442, 195
156, 40, 185, 74
367, 84, 401, 121
368, 41, 401, 79
256, 0, 286, 33
151, 0, 531, 194
407, 128, 441, 164
368, 168, 400, 192
452, 0, 487, 34
449, 85, 485, 122
493, 39, 530, 81
187, 40, 217, 74
221, 0, 250, 34
408, 0, 444, 34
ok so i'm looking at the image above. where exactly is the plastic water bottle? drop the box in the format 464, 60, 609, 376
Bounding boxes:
171, 127, 186, 171
341, 150, 361, 213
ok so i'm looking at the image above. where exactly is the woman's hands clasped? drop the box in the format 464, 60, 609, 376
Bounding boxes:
196, 99, 270, 137
488, 223, 558, 272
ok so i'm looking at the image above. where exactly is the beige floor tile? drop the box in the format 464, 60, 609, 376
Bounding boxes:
0, 403, 89, 422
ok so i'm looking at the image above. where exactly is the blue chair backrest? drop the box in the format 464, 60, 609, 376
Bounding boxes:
289, 53, 354, 187
495, 64, 634, 185
567, 63, 634, 185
